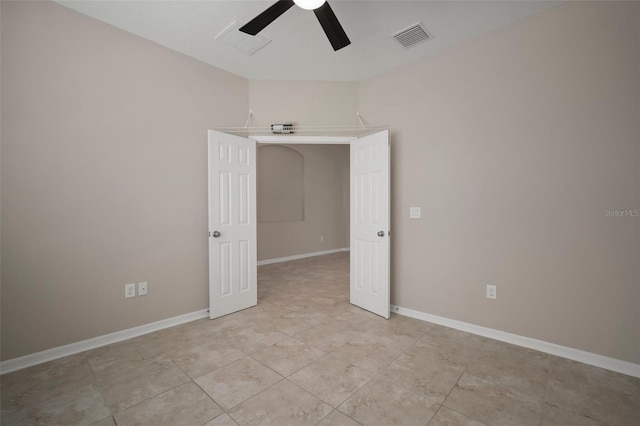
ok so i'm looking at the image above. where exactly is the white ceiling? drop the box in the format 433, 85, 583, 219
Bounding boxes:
56, 0, 562, 82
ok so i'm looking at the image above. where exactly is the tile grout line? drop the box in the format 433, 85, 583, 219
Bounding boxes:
414, 325, 482, 424
83, 353, 101, 391
169, 354, 229, 423
438, 336, 489, 411
218, 354, 287, 416
190, 373, 237, 425
425, 405, 444, 426
82, 352, 117, 425
437, 365, 480, 425
537, 355, 553, 426
323, 408, 366, 426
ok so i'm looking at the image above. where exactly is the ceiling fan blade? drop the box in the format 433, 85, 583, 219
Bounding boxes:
314, 2, 351, 51
239, 0, 295, 35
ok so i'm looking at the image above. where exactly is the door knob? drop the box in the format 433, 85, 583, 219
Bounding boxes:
377, 231, 385, 237
212, 231, 221, 238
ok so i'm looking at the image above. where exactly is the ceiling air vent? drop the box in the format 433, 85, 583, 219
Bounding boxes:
392, 22, 431, 48
216, 21, 271, 56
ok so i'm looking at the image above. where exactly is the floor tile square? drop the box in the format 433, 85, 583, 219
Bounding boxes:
251, 338, 325, 376
195, 357, 282, 410
85, 333, 170, 376
228, 380, 332, 426
338, 379, 439, 426
113, 382, 222, 426
540, 402, 603, 426
251, 314, 321, 337
170, 339, 246, 379
379, 351, 464, 403
90, 354, 190, 412
289, 355, 373, 407
295, 322, 362, 353
364, 321, 426, 350
465, 339, 549, 398
411, 326, 486, 367
444, 373, 543, 426
332, 310, 387, 332
215, 325, 289, 354
328, 333, 403, 373
2, 384, 110, 426
0, 354, 96, 417
544, 357, 640, 426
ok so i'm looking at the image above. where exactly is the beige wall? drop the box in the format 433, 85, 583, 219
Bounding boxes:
0, 1, 248, 360
359, 1, 640, 363
249, 80, 359, 127
257, 144, 349, 261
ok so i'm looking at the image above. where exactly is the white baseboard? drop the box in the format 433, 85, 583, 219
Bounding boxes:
391, 304, 640, 378
258, 247, 350, 266
0, 309, 209, 375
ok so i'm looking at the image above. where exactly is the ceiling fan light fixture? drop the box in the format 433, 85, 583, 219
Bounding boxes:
293, 0, 326, 11
240, 0, 349, 51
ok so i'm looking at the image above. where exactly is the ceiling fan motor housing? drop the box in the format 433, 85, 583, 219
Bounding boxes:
240, 0, 350, 51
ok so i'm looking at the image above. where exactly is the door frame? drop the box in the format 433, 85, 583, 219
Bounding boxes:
253, 135, 356, 145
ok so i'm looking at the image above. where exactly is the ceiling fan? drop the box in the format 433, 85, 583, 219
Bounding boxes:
239, 0, 351, 51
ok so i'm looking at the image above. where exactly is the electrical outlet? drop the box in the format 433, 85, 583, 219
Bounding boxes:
138, 281, 148, 296
125, 283, 136, 299
320, 235, 324, 242
409, 207, 421, 219
486, 285, 497, 299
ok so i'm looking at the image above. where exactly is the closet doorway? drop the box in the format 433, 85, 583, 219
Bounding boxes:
207, 131, 390, 319
256, 143, 348, 266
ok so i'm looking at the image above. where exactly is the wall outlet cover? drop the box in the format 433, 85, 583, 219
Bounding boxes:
125, 283, 136, 299
486, 285, 497, 299
138, 281, 148, 296
409, 207, 421, 219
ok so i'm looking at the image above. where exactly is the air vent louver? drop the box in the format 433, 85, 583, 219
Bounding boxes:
216, 21, 271, 56
393, 22, 431, 48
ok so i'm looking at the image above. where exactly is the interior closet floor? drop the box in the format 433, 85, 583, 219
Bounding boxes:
1, 251, 638, 426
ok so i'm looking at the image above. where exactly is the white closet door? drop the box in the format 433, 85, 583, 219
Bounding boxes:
350, 130, 390, 319
208, 130, 257, 319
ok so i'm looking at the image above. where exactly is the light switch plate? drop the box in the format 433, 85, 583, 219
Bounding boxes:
409, 207, 421, 219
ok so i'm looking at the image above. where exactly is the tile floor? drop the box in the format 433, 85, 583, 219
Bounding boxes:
1, 252, 638, 425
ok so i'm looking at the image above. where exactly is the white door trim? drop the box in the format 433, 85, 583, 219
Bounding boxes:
252, 135, 357, 144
